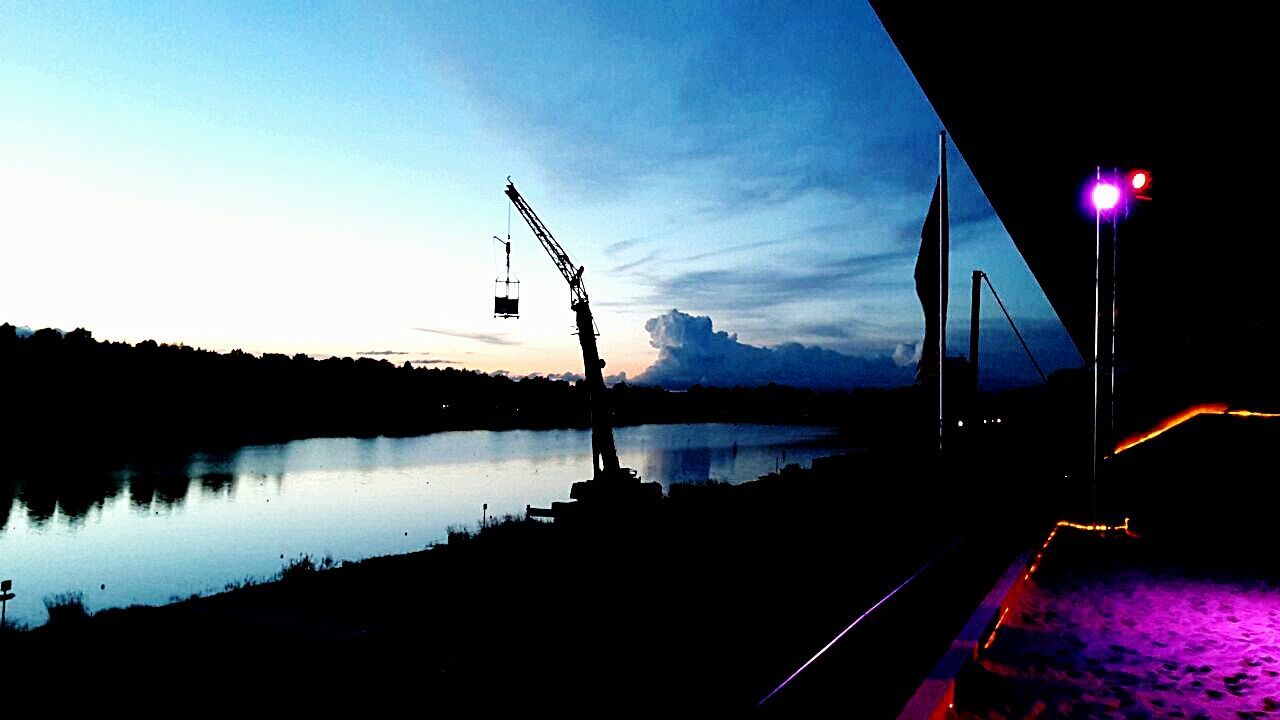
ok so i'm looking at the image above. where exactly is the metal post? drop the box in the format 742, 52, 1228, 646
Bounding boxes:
970, 270, 982, 394
938, 131, 949, 452
1110, 172, 1119, 453
1092, 166, 1102, 522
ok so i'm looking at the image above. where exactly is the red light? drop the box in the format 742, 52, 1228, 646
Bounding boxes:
1127, 169, 1152, 199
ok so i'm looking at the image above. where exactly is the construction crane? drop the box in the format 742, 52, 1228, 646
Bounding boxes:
504, 179, 658, 508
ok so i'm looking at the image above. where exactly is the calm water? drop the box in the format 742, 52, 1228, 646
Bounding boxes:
0, 423, 850, 626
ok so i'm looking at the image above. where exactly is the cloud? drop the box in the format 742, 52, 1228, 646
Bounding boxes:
424, 2, 959, 210
411, 327, 516, 346
608, 251, 659, 274
893, 342, 922, 368
604, 237, 649, 256
668, 238, 779, 265
637, 250, 914, 315
632, 309, 910, 390
488, 369, 627, 386
409, 358, 458, 365
796, 323, 853, 340
541, 371, 584, 383
504, 371, 583, 383
549, 370, 628, 386
358, 350, 411, 356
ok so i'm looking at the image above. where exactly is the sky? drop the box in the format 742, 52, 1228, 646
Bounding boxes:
0, 0, 1080, 389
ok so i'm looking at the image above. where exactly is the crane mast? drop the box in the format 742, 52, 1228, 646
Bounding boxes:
504, 181, 621, 481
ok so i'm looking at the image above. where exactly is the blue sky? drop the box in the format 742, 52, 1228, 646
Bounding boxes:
0, 1, 1079, 388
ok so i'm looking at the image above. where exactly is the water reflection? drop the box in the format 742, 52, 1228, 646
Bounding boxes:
1, 425, 844, 529
648, 445, 713, 485
199, 472, 234, 497
0, 424, 851, 625
7, 469, 125, 527
0, 468, 178, 528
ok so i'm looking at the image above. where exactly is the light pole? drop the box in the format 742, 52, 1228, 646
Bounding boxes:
1086, 168, 1150, 522
1090, 171, 1121, 522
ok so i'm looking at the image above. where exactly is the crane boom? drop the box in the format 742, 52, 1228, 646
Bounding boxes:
505, 182, 588, 308
504, 180, 621, 481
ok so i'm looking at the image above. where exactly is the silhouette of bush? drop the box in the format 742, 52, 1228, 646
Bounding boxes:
279, 554, 317, 581
222, 575, 261, 593
446, 525, 471, 546
43, 591, 88, 626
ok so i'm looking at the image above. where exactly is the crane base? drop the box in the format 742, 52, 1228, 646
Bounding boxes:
525, 468, 661, 522
569, 474, 662, 506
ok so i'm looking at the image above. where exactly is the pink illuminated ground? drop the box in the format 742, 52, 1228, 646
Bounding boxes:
959, 537, 1280, 720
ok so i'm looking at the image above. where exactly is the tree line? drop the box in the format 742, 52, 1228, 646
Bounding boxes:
1, 323, 938, 463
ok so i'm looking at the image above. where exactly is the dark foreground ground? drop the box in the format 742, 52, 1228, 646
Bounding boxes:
953, 414, 1280, 720
959, 530, 1280, 720
2, 432, 1056, 715
6, 413, 1274, 715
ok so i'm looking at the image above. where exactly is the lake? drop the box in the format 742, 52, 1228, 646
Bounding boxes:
0, 423, 852, 626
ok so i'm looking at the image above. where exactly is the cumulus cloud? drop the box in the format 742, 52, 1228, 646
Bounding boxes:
892, 342, 922, 368
632, 309, 911, 390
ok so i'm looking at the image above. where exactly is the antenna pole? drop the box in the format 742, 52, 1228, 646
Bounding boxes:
970, 269, 981, 393
938, 131, 948, 453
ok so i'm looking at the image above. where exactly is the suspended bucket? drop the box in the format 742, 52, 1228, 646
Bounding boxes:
492, 231, 518, 318
494, 279, 520, 318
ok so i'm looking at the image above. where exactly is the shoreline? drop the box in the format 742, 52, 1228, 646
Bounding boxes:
6, 447, 1035, 712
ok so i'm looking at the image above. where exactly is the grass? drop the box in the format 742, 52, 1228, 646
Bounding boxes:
224, 575, 261, 592
43, 591, 89, 626
278, 553, 337, 582
445, 514, 543, 548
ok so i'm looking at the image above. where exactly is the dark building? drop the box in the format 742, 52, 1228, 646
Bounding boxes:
872, 4, 1280, 432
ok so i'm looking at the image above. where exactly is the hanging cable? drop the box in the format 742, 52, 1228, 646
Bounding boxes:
981, 272, 1048, 383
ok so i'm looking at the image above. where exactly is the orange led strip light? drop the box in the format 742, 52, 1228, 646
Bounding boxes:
1114, 405, 1279, 455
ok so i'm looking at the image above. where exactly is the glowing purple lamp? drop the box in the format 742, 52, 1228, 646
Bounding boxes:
1092, 182, 1121, 211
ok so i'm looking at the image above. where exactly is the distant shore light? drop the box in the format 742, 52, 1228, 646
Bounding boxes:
1092, 182, 1121, 211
